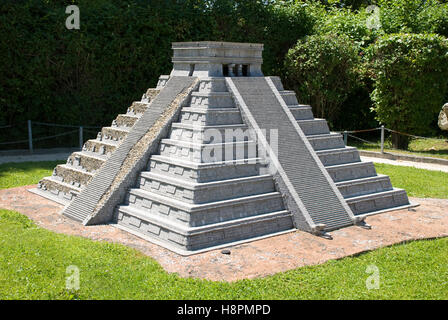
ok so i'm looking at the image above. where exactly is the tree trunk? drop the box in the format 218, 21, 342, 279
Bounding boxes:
391, 132, 409, 150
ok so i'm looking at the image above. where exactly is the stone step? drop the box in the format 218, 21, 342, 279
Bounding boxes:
138, 171, 276, 204
101, 126, 130, 141
159, 139, 257, 163
298, 118, 330, 136
306, 133, 345, 151
156, 75, 169, 89
37, 176, 81, 203
115, 114, 139, 128
279, 90, 299, 105
66, 151, 107, 173
190, 91, 235, 108
141, 88, 160, 103
326, 161, 377, 183
229, 76, 354, 232
316, 147, 360, 166
197, 78, 228, 93
122, 188, 286, 227
127, 101, 150, 116
116, 203, 293, 252
336, 174, 393, 199
148, 155, 265, 183
288, 105, 314, 120
53, 164, 93, 187
269, 76, 285, 91
346, 188, 410, 216
83, 139, 119, 156
170, 123, 249, 144
179, 107, 243, 125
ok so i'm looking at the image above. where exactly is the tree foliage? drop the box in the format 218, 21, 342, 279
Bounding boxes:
284, 34, 361, 127
1, 0, 448, 149
0, 0, 314, 130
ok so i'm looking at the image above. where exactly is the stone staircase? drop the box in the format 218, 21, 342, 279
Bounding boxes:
272, 79, 410, 217
114, 77, 294, 254
31, 82, 164, 205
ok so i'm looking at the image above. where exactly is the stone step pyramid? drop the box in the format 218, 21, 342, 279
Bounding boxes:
31, 41, 415, 255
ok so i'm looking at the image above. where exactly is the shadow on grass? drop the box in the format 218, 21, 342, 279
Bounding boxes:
411, 149, 448, 157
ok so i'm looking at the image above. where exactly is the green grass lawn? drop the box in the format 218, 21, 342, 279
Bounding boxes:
0, 208, 446, 300
351, 137, 448, 160
0, 160, 447, 299
374, 163, 448, 199
0, 161, 63, 189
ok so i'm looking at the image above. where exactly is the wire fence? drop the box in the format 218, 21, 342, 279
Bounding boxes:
335, 126, 448, 154
0, 120, 102, 153
0, 120, 446, 154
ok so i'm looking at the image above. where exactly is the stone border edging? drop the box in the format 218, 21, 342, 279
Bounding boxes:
359, 150, 448, 166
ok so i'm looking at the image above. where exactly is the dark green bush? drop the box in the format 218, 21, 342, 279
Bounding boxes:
367, 33, 448, 149
2, 0, 448, 150
284, 34, 361, 128
311, 5, 380, 48
0, 0, 314, 149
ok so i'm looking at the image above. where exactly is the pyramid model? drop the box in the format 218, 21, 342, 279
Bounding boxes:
31, 42, 414, 255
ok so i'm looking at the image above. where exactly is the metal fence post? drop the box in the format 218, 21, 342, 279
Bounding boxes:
27, 120, 33, 153
343, 131, 348, 146
380, 125, 385, 153
79, 126, 83, 150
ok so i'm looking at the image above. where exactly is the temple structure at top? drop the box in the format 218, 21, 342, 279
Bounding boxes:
170, 41, 264, 77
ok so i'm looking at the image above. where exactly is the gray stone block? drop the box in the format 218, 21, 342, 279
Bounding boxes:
179, 107, 242, 125
288, 106, 314, 120
297, 119, 330, 136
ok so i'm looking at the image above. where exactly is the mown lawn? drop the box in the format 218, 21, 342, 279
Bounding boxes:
374, 163, 448, 199
0, 209, 447, 300
0, 160, 447, 299
0, 161, 62, 189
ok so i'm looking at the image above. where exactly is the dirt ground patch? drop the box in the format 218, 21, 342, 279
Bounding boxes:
1, 185, 447, 282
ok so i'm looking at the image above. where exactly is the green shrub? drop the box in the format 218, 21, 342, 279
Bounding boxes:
284, 34, 361, 128
377, 0, 448, 36
367, 33, 448, 149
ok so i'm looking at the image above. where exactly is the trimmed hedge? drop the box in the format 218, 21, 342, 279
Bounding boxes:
2, 0, 448, 150
284, 34, 361, 128
0, 0, 314, 148
367, 33, 448, 148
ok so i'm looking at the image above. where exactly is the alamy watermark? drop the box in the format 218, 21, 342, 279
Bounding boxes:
66, 265, 80, 291
365, 264, 380, 290
168, 126, 279, 171
366, 5, 381, 30
65, 5, 80, 30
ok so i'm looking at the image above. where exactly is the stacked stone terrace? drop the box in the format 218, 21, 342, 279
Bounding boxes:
32, 80, 166, 204
115, 76, 295, 253
268, 84, 410, 217
32, 41, 413, 254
